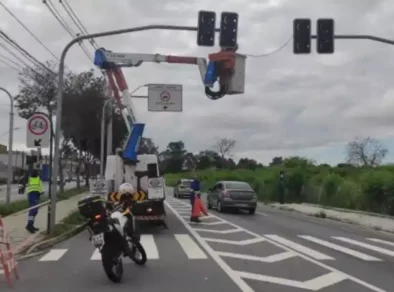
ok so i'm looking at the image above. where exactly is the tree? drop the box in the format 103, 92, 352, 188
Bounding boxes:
346, 136, 388, 167
213, 138, 236, 160
138, 137, 159, 155
160, 141, 187, 173
269, 156, 283, 166
237, 158, 259, 170
283, 156, 315, 168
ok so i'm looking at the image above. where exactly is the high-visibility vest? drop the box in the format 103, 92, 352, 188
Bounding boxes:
27, 177, 42, 193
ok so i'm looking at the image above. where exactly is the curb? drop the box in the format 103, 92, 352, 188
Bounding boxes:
23, 222, 88, 256
271, 204, 394, 235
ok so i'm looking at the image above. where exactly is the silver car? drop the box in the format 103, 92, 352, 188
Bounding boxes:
174, 179, 193, 198
207, 180, 257, 214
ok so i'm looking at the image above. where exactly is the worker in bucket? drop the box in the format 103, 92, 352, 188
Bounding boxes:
25, 169, 43, 233
190, 174, 202, 223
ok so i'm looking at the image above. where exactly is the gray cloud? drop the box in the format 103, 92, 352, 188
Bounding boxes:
0, 0, 393, 164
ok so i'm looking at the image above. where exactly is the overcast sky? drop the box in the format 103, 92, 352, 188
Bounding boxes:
0, 0, 393, 165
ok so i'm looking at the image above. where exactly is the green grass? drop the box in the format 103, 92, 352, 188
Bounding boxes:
43, 210, 87, 240
0, 186, 88, 217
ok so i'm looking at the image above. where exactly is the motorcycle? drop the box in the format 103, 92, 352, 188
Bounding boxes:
77, 195, 147, 283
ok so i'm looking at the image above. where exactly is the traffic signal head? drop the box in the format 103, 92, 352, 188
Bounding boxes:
197, 10, 216, 47
219, 12, 238, 49
317, 18, 334, 54
293, 19, 311, 54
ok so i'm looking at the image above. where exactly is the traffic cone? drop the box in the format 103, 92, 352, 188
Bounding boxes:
192, 197, 208, 217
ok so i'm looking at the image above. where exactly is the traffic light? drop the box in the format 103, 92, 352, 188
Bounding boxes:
293, 19, 311, 54
219, 12, 238, 48
317, 18, 334, 54
197, 10, 216, 47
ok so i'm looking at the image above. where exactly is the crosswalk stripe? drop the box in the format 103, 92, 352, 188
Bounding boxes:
39, 249, 68, 261
140, 234, 159, 259
299, 236, 382, 261
174, 234, 208, 259
333, 237, 394, 257
90, 248, 101, 260
366, 238, 394, 247
265, 235, 334, 260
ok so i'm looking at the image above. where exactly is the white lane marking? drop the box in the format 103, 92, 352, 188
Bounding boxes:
174, 234, 208, 259
237, 270, 348, 291
367, 238, 394, 247
170, 198, 387, 292
202, 237, 265, 246
90, 248, 101, 260
265, 235, 334, 260
189, 221, 228, 226
39, 249, 68, 262
165, 201, 255, 292
217, 251, 297, 263
193, 227, 243, 234
299, 236, 382, 261
333, 237, 394, 257
256, 212, 268, 216
140, 234, 159, 259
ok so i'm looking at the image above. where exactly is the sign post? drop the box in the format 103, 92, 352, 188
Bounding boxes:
26, 112, 50, 234
147, 84, 183, 112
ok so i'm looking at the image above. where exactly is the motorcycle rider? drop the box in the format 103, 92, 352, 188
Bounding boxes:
117, 183, 139, 240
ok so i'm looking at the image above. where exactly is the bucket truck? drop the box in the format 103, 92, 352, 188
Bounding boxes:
94, 47, 246, 225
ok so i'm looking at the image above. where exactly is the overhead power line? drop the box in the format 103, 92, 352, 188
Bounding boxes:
0, 52, 23, 69
43, 0, 92, 61
0, 29, 53, 74
60, 0, 99, 50
0, 0, 59, 61
0, 58, 21, 73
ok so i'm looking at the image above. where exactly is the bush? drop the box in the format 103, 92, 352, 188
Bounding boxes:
165, 165, 394, 215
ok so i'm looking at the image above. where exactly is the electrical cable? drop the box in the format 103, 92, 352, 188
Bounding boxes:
0, 52, 22, 69
43, 0, 92, 60
0, 0, 60, 61
244, 35, 293, 57
0, 58, 21, 73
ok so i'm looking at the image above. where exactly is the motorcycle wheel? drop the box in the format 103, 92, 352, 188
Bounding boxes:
129, 240, 147, 266
101, 244, 123, 283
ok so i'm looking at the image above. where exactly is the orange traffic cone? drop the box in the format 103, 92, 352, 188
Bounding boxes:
192, 196, 208, 217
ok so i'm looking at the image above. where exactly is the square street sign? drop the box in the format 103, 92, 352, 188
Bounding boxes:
147, 84, 183, 112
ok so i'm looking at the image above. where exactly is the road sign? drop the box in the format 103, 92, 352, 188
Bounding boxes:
148, 84, 183, 112
89, 179, 107, 194
26, 112, 50, 148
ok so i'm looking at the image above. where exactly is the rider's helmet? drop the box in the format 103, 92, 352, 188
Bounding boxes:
118, 183, 135, 201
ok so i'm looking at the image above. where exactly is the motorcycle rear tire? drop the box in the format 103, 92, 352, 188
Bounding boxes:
130, 241, 147, 266
101, 244, 123, 283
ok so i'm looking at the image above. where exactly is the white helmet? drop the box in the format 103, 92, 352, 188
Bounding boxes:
118, 183, 135, 196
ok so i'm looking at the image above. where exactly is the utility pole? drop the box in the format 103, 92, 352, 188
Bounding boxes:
0, 87, 14, 204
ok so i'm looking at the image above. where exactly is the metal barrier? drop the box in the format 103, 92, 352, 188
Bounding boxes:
0, 216, 19, 287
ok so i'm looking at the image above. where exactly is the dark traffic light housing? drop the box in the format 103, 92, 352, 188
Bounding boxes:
197, 10, 216, 46
317, 18, 334, 54
219, 12, 238, 49
293, 19, 311, 54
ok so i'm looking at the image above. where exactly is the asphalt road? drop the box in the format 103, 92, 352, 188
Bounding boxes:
7, 188, 394, 292
0, 181, 77, 203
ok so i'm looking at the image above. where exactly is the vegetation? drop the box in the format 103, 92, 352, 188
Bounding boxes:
163, 136, 394, 216
0, 186, 88, 216
14, 61, 128, 190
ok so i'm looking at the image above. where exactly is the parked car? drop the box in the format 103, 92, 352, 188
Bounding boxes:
174, 179, 193, 198
207, 180, 257, 214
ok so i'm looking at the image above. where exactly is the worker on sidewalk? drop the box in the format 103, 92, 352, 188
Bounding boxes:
26, 169, 42, 233
190, 174, 201, 223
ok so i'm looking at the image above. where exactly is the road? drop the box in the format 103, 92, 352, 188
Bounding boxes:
0, 181, 77, 203
7, 188, 394, 292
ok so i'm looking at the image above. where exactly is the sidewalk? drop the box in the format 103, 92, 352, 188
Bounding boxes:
269, 203, 394, 233
2, 191, 89, 254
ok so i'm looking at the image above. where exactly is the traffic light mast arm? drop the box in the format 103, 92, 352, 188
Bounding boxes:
311, 34, 394, 45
